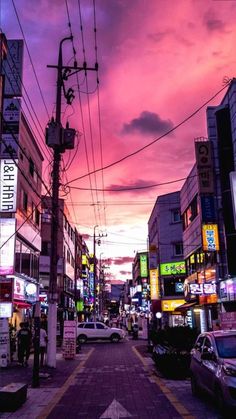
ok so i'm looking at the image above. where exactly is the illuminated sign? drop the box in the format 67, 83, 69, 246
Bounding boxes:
82, 254, 87, 265
161, 299, 186, 312
190, 283, 203, 295
0, 160, 18, 212
0, 219, 16, 275
14, 277, 25, 301
0, 302, 12, 318
140, 254, 148, 277
160, 261, 186, 276
150, 269, 159, 300
202, 224, 219, 251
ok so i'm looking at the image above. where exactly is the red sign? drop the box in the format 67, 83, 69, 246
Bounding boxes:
0, 278, 13, 302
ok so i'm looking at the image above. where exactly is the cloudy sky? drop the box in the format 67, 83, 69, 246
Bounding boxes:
1, 0, 236, 281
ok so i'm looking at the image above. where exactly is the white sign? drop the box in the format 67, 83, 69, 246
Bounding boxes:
0, 98, 21, 158
0, 318, 10, 367
2, 40, 24, 97
0, 218, 16, 275
63, 320, 76, 338
0, 302, 12, 318
14, 277, 25, 301
0, 159, 18, 212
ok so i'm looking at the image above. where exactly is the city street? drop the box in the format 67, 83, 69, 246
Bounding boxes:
0, 337, 223, 419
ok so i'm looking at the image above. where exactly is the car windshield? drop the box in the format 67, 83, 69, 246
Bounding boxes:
215, 335, 236, 358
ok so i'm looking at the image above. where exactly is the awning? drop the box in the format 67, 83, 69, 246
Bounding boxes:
14, 301, 32, 309
174, 301, 197, 312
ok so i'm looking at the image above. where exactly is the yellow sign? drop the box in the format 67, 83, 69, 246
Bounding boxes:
161, 299, 186, 312
202, 224, 219, 251
150, 269, 159, 300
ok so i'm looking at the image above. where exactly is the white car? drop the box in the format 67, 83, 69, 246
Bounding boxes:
77, 321, 126, 343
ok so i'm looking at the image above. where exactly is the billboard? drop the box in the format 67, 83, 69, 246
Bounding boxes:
2, 40, 24, 97
150, 269, 159, 300
140, 254, 148, 277
202, 224, 219, 251
160, 261, 186, 276
0, 159, 18, 212
0, 218, 16, 275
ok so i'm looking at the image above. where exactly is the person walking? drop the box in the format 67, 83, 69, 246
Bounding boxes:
39, 326, 48, 367
17, 322, 32, 366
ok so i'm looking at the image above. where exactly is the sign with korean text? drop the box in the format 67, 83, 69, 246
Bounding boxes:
202, 224, 219, 251
0, 159, 18, 212
195, 140, 214, 194
0, 99, 21, 158
201, 196, 216, 222
220, 312, 236, 330
161, 299, 186, 312
0, 219, 16, 275
150, 269, 159, 300
160, 261, 186, 276
140, 254, 148, 277
2, 39, 24, 97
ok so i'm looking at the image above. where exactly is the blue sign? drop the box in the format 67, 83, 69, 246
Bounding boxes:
201, 196, 216, 222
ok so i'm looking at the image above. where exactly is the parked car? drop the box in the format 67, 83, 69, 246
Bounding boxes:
77, 321, 126, 343
190, 330, 236, 411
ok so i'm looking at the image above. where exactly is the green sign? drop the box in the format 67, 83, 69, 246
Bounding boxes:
76, 300, 84, 312
140, 254, 148, 277
160, 261, 186, 276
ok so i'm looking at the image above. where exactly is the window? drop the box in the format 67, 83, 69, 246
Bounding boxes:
67, 249, 70, 264
41, 209, 51, 223
215, 335, 236, 358
35, 208, 40, 225
96, 323, 105, 329
23, 191, 28, 212
78, 324, 84, 329
84, 323, 95, 329
41, 241, 51, 256
194, 336, 205, 352
173, 242, 183, 256
172, 209, 181, 223
203, 337, 213, 352
29, 158, 34, 177
183, 195, 198, 229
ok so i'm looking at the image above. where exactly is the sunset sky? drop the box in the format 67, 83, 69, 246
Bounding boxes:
1, 0, 236, 281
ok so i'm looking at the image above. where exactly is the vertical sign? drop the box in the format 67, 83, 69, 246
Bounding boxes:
195, 140, 214, 194
2, 40, 23, 97
202, 224, 219, 251
0, 218, 16, 275
0, 159, 18, 212
150, 269, 159, 300
140, 254, 148, 278
1, 98, 21, 158
230, 172, 236, 229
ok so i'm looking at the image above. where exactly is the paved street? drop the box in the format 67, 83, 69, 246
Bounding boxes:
0, 337, 225, 419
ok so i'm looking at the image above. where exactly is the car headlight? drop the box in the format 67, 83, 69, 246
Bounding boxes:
222, 365, 236, 377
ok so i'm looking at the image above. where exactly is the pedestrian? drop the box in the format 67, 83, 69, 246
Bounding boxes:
17, 322, 32, 367
40, 326, 48, 367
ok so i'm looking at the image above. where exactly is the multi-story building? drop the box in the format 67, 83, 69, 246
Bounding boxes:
0, 36, 43, 330
131, 251, 149, 310
148, 192, 186, 327
39, 197, 76, 338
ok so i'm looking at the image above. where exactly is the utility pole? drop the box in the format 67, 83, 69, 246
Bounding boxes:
46, 37, 97, 367
93, 227, 107, 320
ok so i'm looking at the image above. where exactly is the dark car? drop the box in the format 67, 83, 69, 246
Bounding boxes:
190, 330, 236, 411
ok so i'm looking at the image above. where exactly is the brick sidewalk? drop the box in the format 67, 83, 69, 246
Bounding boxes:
0, 348, 89, 418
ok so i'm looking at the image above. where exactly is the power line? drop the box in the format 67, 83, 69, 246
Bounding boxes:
65, 80, 232, 186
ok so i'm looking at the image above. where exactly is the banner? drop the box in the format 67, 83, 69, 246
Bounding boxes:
202, 224, 219, 251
